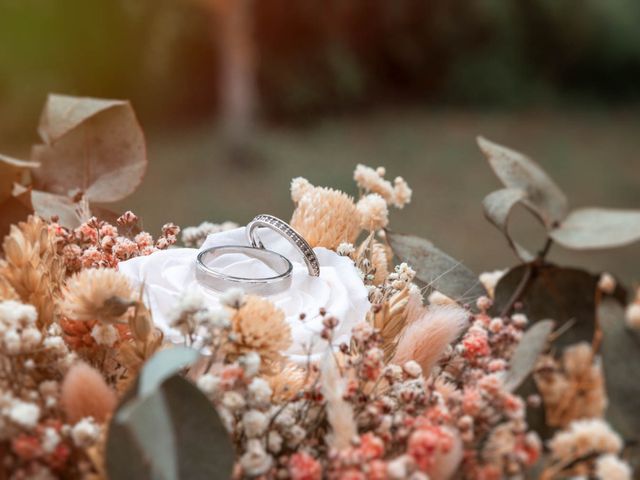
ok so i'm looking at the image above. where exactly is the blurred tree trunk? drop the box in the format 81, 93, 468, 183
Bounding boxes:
204, 0, 258, 162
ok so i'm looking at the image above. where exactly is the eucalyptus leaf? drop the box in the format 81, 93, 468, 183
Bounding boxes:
599, 298, 640, 441
387, 232, 486, 307
504, 320, 554, 392
30, 190, 85, 228
0, 153, 39, 204
477, 136, 568, 228
550, 207, 640, 250
482, 188, 534, 262
492, 264, 598, 348
106, 375, 234, 480
31, 94, 147, 203
138, 347, 199, 397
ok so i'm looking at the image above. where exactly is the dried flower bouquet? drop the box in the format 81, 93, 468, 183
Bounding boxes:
0, 95, 639, 480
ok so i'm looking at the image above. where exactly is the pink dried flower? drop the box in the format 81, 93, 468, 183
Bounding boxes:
117, 211, 138, 225
408, 424, 453, 471
289, 452, 322, 480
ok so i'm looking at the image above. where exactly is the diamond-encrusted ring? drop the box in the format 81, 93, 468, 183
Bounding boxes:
246, 214, 320, 277
196, 245, 293, 295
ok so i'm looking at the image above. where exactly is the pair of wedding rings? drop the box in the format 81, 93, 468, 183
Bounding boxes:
195, 214, 320, 295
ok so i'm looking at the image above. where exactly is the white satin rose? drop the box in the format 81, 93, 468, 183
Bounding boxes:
117, 227, 370, 363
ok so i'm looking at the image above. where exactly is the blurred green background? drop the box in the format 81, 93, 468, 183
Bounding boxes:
1, 0, 639, 281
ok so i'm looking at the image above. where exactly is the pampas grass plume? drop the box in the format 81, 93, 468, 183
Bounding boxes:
61, 362, 117, 423
392, 305, 468, 376
427, 427, 464, 480
321, 352, 357, 449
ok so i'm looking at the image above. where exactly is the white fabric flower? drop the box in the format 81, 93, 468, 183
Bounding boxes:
118, 227, 371, 363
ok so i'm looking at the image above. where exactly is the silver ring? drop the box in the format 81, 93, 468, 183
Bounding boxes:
195, 245, 293, 295
246, 214, 320, 277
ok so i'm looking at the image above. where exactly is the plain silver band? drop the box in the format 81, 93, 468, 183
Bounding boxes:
246, 214, 320, 277
196, 246, 293, 295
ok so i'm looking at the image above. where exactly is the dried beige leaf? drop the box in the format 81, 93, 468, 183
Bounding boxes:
31, 94, 147, 203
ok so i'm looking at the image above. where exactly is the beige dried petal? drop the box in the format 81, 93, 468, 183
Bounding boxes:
290, 186, 361, 250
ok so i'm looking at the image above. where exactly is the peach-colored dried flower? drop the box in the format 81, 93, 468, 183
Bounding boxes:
393, 305, 468, 376
290, 177, 314, 203
290, 183, 361, 250
0, 275, 19, 301
595, 453, 632, 480
61, 362, 117, 423
267, 363, 308, 401
226, 296, 292, 372
357, 194, 389, 231
58, 268, 135, 324
353, 164, 395, 202
548, 418, 622, 464
534, 342, 607, 427
1, 215, 64, 327
392, 176, 412, 208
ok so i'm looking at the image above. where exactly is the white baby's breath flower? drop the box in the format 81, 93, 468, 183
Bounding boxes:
387, 454, 412, 480
39, 381, 58, 397
21, 327, 42, 350
598, 273, 616, 295
43, 336, 67, 355
337, 243, 356, 256
248, 377, 272, 407
171, 291, 205, 325
479, 269, 506, 298
267, 431, 283, 453
625, 303, 640, 330
71, 417, 100, 447
290, 177, 313, 203
201, 307, 231, 328
220, 288, 246, 309
4, 329, 22, 354
240, 352, 261, 378
403, 361, 422, 378
9, 401, 40, 429
90, 324, 119, 347
240, 438, 272, 476
197, 374, 221, 397
41, 428, 61, 453
286, 425, 306, 448
222, 391, 246, 412
595, 453, 631, 480
242, 410, 268, 438
0, 300, 38, 326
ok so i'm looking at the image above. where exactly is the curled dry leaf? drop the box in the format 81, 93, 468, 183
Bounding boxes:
30, 189, 88, 228
0, 153, 39, 204
504, 319, 554, 392
477, 136, 568, 229
492, 264, 599, 348
550, 207, 640, 250
388, 232, 487, 308
482, 187, 534, 262
31, 94, 147, 203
